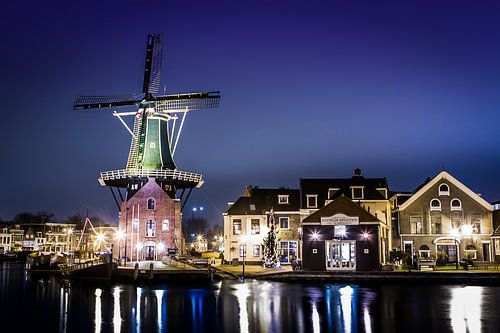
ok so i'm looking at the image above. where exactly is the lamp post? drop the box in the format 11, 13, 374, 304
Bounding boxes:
115, 230, 125, 266
240, 235, 247, 277
451, 229, 459, 270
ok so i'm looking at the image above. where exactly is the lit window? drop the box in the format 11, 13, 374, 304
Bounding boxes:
465, 245, 477, 260
450, 199, 461, 211
240, 245, 246, 257
279, 217, 289, 229
233, 219, 242, 235
431, 214, 441, 234
334, 225, 346, 237
147, 198, 156, 210
132, 218, 139, 233
451, 216, 461, 230
251, 219, 260, 235
438, 184, 449, 196
471, 216, 481, 234
162, 219, 169, 232
419, 245, 430, 258
430, 199, 441, 211
278, 195, 289, 204
149, 142, 156, 148
306, 195, 317, 208
253, 245, 261, 257
146, 219, 155, 237
410, 216, 423, 234
249, 204, 256, 211
352, 187, 364, 199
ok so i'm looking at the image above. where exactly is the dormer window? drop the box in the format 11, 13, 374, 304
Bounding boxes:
249, 204, 256, 211
450, 199, 462, 211
306, 195, 318, 208
278, 195, 289, 204
147, 198, 156, 210
328, 188, 339, 199
352, 187, 364, 200
439, 184, 450, 196
430, 199, 441, 211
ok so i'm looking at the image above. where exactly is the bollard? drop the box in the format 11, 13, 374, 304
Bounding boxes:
134, 262, 139, 281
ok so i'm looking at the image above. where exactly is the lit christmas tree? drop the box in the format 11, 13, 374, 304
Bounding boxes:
262, 210, 280, 268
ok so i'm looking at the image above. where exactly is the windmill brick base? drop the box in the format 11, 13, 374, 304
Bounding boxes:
118, 178, 184, 261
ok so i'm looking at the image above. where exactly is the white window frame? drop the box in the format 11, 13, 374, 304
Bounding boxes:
306, 195, 318, 208
162, 219, 169, 232
251, 219, 260, 235
328, 188, 339, 199
278, 195, 289, 204
410, 215, 423, 234
279, 217, 290, 229
430, 199, 441, 211
438, 183, 450, 196
233, 219, 242, 235
253, 245, 261, 257
145, 219, 156, 237
450, 198, 462, 211
351, 186, 364, 200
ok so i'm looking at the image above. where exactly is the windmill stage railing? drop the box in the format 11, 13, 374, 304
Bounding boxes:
99, 168, 203, 184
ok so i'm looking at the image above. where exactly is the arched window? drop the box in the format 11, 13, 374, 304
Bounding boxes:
450, 198, 462, 211
146, 219, 155, 237
419, 244, 430, 258
162, 219, 169, 232
147, 198, 156, 210
438, 184, 450, 196
430, 199, 441, 211
132, 218, 139, 232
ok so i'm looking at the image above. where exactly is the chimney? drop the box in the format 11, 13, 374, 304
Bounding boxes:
354, 168, 362, 176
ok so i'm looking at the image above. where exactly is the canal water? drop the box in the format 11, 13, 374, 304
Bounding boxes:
1, 263, 500, 333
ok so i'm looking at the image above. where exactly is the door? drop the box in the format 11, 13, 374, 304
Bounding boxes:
326, 240, 356, 270
145, 246, 155, 260
483, 243, 490, 261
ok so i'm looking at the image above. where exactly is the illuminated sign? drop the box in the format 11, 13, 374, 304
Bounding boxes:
321, 214, 359, 225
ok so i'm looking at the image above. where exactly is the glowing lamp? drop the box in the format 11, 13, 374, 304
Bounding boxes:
136, 242, 143, 250
157, 243, 165, 252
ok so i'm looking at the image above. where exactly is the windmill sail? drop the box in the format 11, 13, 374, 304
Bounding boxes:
73, 94, 143, 110
142, 34, 163, 95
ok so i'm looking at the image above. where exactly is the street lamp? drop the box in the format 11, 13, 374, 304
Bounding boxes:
451, 228, 460, 270
115, 230, 126, 265
240, 235, 247, 277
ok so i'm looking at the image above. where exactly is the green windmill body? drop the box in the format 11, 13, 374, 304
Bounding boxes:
74, 34, 220, 210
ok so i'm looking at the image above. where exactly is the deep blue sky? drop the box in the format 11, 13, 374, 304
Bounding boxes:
1, 0, 500, 225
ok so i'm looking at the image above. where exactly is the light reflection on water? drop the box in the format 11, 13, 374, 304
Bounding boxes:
2, 263, 500, 333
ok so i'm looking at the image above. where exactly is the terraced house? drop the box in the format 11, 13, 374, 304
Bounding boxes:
394, 171, 494, 264
223, 186, 300, 264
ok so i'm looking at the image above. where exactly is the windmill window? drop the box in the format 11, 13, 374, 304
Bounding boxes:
162, 219, 169, 232
146, 220, 155, 237
430, 199, 441, 211
149, 142, 156, 149
451, 199, 462, 211
439, 184, 450, 196
147, 198, 156, 210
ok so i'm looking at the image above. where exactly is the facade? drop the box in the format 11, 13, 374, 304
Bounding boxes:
118, 178, 183, 261
223, 186, 300, 264
395, 171, 494, 264
44, 223, 76, 253
300, 168, 392, 270
0, 224, 12, 253
302, 196, 381, 271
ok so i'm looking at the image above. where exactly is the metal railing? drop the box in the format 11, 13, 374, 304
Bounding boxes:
59, 257, 107, 274
99, 169, 203, 183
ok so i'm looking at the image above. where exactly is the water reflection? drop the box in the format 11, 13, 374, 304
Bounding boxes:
450, 286, 483, 333
1, 264, 499, 333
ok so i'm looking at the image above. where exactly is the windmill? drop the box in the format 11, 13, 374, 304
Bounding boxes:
74, 34, 220, 211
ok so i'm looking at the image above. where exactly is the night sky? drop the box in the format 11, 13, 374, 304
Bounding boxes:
2, 0, 500, 225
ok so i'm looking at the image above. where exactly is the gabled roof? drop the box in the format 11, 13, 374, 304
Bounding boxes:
303, 196, 380, 223
398, 171, 493, 211
226, 186, 300, 215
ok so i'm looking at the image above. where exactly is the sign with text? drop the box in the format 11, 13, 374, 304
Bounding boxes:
321, 214, 359, 225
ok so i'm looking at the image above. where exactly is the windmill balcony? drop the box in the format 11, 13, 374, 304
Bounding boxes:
99, 168, 203, 186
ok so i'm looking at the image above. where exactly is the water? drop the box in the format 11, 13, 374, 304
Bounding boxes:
1, 263, 500, 333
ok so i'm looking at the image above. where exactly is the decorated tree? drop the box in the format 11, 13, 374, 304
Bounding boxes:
262, 210, 280, 268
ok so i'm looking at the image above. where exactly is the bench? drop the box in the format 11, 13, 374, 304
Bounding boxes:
471, 261, 499, 270
417, 259, 436, 271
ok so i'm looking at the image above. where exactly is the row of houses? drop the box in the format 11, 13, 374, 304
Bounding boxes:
223, 169, 500, 271
0, 221, 116, 255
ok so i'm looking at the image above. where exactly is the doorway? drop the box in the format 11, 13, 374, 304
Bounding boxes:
145, 246, 155, 260
483, 243, 490, 261
325, 240, 356, 270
